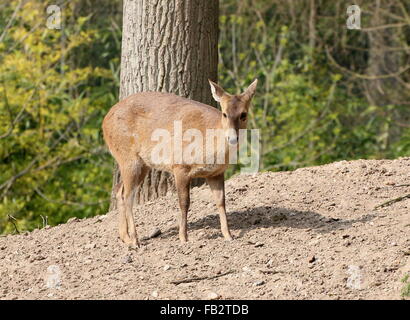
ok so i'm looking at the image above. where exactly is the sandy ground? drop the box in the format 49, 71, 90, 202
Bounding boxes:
0, 158, 409, 300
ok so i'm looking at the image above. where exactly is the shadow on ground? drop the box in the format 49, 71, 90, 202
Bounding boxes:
160, 206, 376, 239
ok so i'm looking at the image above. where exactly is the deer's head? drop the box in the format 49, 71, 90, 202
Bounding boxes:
208, 79, 258, 145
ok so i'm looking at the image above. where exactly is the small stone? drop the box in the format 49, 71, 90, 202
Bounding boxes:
35, 255, 46, 261
121, 254, 133, 264
205, 291, 220, 300
148, 228, 161, 238
67, 217, 79, 223
242, 266, 251, 273
342, 234, 350, 239
142, 228, 162, 240
308, 256, 316, 263
255, 242, 264, 248
152, 290, 159, 298
163, 264, 171, 271
197, 231, 206, 238
85, 243, 96, 250
253, 280, 265, 286
96, 215, 106, 223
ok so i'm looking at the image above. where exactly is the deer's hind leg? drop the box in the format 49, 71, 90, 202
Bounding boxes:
118, 160, 148, 247
115, 182, 129, 244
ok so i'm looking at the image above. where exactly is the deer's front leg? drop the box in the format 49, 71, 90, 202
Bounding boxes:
174, 170, 191, 243
207, 174, 233, 241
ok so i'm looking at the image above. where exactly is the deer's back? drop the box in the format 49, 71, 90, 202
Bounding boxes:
104, 92, 220, 130
103, 92, 226, 176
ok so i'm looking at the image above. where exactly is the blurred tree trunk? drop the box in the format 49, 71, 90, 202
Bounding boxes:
365, 1, 401, 106
364, 0, 407, 152
110, 0, 219, 209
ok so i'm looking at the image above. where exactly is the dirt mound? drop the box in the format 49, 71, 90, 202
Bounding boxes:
1, 158, 409, 300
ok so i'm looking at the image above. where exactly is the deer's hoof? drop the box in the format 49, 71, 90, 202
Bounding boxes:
126, 239, 141, 250
224, 235, 233, 241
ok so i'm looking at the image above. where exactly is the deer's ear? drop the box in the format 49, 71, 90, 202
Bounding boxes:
208, 80, 226, 103
242, 79, 258, 100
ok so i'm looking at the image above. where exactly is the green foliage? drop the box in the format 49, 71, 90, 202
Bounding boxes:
402, 274, 410, 298
0, 0, 120, 233
219, 1, 409, 174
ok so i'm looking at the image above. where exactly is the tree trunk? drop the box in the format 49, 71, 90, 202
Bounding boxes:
365, 0, 407, 152
110, 0, 219, 209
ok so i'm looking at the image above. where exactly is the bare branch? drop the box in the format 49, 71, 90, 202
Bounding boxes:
40, 215, 48, 228
34, 187, 109, 207
7, 214, 19, 234
0, 0, 23, 43
375, 193, 410, 209
361, 22, 409, 32
326, 46, 410, 80
170, 270, 235, 285
0, 158, 38, 197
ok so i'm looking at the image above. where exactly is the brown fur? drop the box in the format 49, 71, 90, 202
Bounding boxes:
102, 80, 257, 246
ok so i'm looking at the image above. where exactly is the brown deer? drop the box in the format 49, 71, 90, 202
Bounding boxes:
102, 79, 258, 247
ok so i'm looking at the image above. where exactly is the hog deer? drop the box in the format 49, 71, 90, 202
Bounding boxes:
102, 79, 258, 247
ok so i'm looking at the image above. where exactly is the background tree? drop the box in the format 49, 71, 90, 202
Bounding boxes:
112, 0, 219, 207
0, 0, 122, 233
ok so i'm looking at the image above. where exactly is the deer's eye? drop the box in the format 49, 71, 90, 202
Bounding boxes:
240, 112, 247, 120
223, 113, 227, 118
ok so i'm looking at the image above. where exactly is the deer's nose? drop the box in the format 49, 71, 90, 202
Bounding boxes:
228, 136, 238, 145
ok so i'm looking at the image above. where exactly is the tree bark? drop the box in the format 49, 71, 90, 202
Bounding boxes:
110, 0, 219, 209
365, 0, 408, 152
